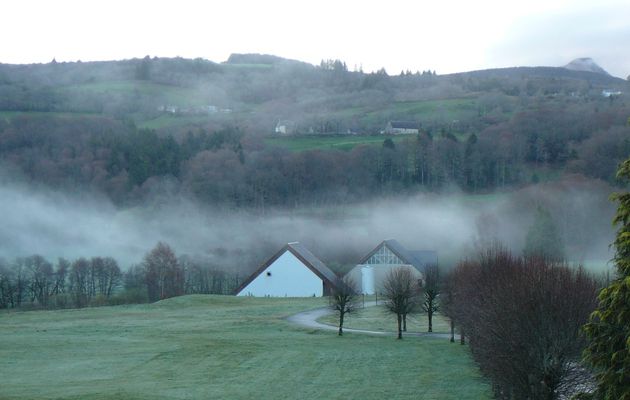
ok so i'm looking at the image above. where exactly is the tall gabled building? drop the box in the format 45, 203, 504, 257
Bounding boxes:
345, 239, 437, 294
234, 242, 340, 297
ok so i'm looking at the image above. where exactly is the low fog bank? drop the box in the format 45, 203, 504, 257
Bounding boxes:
0, 175, 616, 274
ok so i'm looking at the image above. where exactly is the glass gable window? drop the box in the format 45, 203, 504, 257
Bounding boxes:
366, 246, 404, 265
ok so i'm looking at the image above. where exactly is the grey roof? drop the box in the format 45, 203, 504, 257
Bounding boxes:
233, 242, 340, 294
360, 239, 437, 273
389, 121, 418, 130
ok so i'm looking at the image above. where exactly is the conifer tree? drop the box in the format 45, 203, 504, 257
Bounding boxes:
584, 159, 630, 399
523, 206, 565, 261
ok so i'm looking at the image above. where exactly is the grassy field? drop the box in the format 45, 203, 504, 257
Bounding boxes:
318, 303, 452, 334
138, 114, 214, 130
264, 134, 410, 152
0, 295, 491, 400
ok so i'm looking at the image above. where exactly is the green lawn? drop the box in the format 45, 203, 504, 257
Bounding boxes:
264, 135, 409, 152
318, 304, 452, 334
0, 295, 491, 400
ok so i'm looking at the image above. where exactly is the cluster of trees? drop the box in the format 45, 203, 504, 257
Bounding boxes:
0, 255, 121, 309
445, 248, 600, 399
119, 242, 243, 303
439, 157, 630, 400
0, 243, 242, 310
331, 265, 441, 340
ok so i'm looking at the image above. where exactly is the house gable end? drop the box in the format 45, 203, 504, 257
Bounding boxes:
233, 242, 340, 295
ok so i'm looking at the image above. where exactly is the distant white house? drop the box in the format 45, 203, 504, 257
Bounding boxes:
344, 239, 437, 294
234, 242, 340, 297
275, 120, 296, 135
384, 121, 419, 135
602, 90, 622, 98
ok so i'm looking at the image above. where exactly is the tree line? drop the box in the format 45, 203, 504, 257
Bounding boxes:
0, 255, 122, 309
0, 242, 242, 310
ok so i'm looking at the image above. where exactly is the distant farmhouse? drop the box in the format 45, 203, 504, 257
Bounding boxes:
345, 240, 437, 294
275, 120, 296, 135
234, 242, 340, 297
384, 121, 420, 135
602, 90, 622, 98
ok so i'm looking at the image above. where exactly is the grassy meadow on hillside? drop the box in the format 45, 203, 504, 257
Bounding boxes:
264, 134, 408, 152
0, 295, 491, 400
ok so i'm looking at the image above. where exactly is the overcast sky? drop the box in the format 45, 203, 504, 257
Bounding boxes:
2, 0, 629, 77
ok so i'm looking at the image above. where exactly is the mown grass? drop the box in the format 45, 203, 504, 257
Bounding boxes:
318, 304, 452, 334
0, 295, 491, 400
264, 135, 409, 152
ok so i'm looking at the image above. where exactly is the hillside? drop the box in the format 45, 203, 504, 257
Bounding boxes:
0, 54, 629, 210
1, 55, 627, 136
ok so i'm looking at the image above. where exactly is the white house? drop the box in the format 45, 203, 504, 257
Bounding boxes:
345, 239, 437, 294
384, 121, 419, 135
234, 242, 340, 297
602, 90, 622, 98
275, 120, 296, 135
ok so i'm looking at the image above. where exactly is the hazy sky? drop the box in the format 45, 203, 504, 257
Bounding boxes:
2, 0, 629, 77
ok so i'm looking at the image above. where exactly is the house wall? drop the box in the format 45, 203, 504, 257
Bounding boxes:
237, 251, 324, 297
392, 128, 419, 135
345, 264, 423, 294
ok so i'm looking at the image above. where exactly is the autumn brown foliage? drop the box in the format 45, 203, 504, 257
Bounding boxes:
449, 246, 599, 399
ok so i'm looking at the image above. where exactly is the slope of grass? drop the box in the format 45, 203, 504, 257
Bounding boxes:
264, 134, 409, 152
0, 295, 490, 400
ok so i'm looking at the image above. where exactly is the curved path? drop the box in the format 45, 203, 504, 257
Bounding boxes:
286, 302, 457, 339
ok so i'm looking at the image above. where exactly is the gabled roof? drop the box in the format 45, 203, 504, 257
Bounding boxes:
359, 239, 437, 273
233, 242, 340, 295
389, 121, 418, 130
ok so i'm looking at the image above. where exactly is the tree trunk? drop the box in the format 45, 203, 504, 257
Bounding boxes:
428, 309, 433, 332
338, 310, 344, 336
397, 313, 403, 339
403, 313, 407, 331
460, 328, 465, 345
450, 319, 455, 343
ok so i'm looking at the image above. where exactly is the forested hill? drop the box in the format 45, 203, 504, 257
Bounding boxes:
0, 54, 629, 208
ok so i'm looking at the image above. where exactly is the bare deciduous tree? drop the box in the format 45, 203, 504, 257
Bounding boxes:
421, 264, 439, 333
69, 258, 90, 308
144, 242, 184, 302
383, 267, 420, 339
451, 245, 599, 400
330, 276, 358, 336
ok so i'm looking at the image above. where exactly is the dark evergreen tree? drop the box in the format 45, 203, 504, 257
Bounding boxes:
584, 159, 630, 400
523, 206, 565, 261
